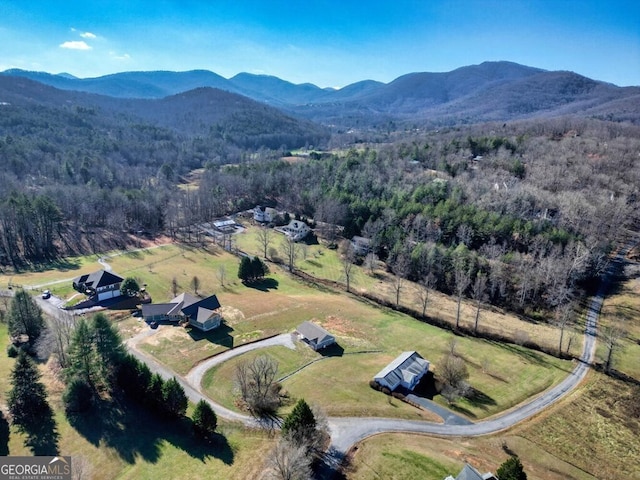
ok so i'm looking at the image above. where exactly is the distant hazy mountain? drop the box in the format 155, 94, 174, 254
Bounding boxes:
2, 61, 638, 126
0, 76, 329, 148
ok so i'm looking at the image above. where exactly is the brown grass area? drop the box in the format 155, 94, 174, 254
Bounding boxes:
374, 273, 578, 357
515, 372, 640, 479
346, 366, 640, 479
345, 432, 596, 480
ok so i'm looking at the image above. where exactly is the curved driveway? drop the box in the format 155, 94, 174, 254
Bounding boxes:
125, 246, 629, 472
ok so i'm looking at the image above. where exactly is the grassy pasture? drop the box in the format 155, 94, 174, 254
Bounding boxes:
0, 238, 600, 477
346, 372, 640, 480
598, 260, 640, 380
234, 225, 583, 357
0, 240, 573, 420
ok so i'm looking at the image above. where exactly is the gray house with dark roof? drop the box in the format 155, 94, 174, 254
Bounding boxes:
72, 269, 124, 301
374, 351, 429, 391
141, 292, 223, 331
296, 321, 336, 351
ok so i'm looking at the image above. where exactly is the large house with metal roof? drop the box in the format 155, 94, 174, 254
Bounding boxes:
374, 351, 430, 391
72, 269, 124, 301
141, 292, 223, 332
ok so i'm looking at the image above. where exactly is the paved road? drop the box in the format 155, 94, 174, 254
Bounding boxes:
120, 244, 630, 477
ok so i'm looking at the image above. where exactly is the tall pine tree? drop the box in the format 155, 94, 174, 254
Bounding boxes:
8, 289, 45, 346
8, 352, 53, 431
65, 318, 98, 390
281, 398, 316, 447
92, 313, 125, 389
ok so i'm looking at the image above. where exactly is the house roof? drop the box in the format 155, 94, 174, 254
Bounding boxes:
142, 293, 221, 323
287, 220, 309, 231
297, 321, 334, 345
73, 269, 124, 289
141, 303, 176, 317
374, 351, 429, 387
351, 236, 371, 245
182, 294, 221, 318
453, 464, 495, 480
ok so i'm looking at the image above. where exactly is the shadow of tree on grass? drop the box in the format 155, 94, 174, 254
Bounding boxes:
68, 396, 234, 465
245, 278, 279, 292
24, 412, 59, 456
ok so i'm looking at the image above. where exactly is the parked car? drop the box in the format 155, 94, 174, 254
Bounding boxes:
41, 290, 51, 299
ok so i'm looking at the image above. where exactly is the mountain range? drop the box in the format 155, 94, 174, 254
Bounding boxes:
2, 61, 639, 128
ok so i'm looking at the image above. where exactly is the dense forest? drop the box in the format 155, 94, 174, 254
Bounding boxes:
1, 77, 639, 319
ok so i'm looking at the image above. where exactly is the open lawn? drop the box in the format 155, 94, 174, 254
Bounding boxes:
2, 241, 574, 421
598, 260, 640, 380
344, 431, 599, 480
202, 344, 443, 421
346, 372, 640, 480
234, 225, 584, 357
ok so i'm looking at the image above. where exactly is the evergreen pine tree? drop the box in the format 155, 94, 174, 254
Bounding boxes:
192, 399, 218, 439
162, 377, 187, 418
281, 398, 316, 447
65, 318, 98, 390
238, 256, 252, 282
8, 289, 45, 346
496, 456, 527, 480
147, 373, 165, 413
92, 313, 125, 389
0, 409, 9, 456
8, 352, 53, 431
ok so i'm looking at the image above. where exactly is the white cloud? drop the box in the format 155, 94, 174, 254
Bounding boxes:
109, 51, 131, 61
60, 41, 92, 50
80, 32, 97, 39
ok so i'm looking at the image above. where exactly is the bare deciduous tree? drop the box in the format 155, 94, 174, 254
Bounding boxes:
35, 310, 76, 368
235, 355, 281, 416
438, 353, 470, 404
281, 238, 299, 272
454, 262, 471, 329
265, 438, 312, 480
472, 272, 487, 333
390, 254, 410, 307
216, 265, 227, 287
601, 319, 626, 373
364, 251, 378, 275
416, 272, 436, 318
339, 240, 356, 292
256, 227, 272, 259
555, 301, 574, 355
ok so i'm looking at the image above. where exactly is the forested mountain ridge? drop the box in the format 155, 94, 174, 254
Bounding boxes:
3, 61, 639, 127
0, 76, 329, 147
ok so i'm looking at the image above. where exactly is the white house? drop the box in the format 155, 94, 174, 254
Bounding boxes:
351, 236, 372, 256
374, 351, 430, 391
254, 206, 277, 223
141, 292, 223, 332
278, 220, 311, 242
296, 321, 336, 351
72, 270, 124, 301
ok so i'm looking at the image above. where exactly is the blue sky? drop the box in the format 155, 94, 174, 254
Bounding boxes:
1, 0, 638, 87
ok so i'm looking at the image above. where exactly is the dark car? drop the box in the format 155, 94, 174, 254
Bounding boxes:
42, 290, 51, 299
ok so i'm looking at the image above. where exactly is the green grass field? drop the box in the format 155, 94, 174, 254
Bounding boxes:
0, 237, 622, 478
234, 224, 584, 357
598, 265, 640, 380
